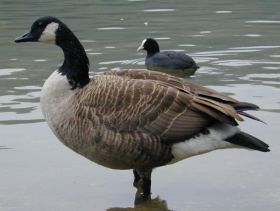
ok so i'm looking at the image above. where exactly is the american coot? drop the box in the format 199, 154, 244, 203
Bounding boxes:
15, 17, 269, 201
137, 38, 199, 77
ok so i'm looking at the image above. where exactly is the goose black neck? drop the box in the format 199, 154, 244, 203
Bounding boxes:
56, 24, 89, 89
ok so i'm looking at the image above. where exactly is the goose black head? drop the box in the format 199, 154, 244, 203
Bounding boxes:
137, 38, 160, 55
15, 16, 90, 90
15, 16, 63, 44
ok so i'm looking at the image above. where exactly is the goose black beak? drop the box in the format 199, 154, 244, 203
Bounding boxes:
15, 31, 36, 43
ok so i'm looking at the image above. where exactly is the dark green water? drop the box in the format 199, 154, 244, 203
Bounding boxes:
0, 0, 280, 210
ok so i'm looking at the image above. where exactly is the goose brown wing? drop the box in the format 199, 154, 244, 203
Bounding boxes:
103, 69, 261, 123
77, 70, 244, 143
103, 69, 238, 103
102, 69, 246, 123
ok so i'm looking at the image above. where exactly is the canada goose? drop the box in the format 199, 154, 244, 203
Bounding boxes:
15, 16, 269, 201
137, 38, 199, 77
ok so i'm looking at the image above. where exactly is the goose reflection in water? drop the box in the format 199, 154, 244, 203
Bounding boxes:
107, 191, 171, 211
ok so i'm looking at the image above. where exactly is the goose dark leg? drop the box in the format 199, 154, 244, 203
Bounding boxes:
133, 169, 152, 204
141, 176, 151, 198
133, 170, 141, 188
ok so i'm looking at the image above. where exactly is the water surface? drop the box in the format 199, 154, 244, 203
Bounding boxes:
0, 0, 280, 210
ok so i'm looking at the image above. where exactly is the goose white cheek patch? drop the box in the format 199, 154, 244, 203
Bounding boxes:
39, 22, 59, 44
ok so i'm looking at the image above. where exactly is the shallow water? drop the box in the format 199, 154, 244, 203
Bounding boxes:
0, 0, 280, 210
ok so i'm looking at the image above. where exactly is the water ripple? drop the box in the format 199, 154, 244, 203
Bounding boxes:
105, 46, 116, 49
191, 35, 205, 37
178, 44, 196, 47
200, 31, 212, 34
270, 55, 280, 58
194, 57, 219, 63
99, 58, 144, 66
212, 59, 280, 67
215, 11, 232, 14
242, 73, 280, 79
194, 49, 260, 57
14, 86, 41, 90
33, 59, 47, 62
0, 68, 25, 76
162, 49, 185, 52
81, 40, 95, 43
0, 80, 43, 125
263, 66, 280, 70
88, 52, 103, 55
243, 34, 262, 37
195, 66, 222, 75
97, 27, 126, 31
143, 9, 175, 12
246, 20, 280, 24
230, 46, 280, 50
154, 37, 171, 40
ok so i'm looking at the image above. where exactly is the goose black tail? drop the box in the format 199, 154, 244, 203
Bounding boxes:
225, 131, 270, 152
